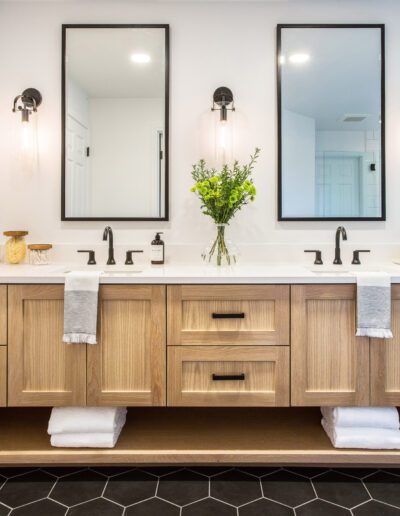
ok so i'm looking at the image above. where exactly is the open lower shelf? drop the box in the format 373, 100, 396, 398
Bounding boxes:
1, 407, 400, 466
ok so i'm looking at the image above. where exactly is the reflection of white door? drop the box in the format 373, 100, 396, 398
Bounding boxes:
316, 155, 361, 217
66, 115, 90, 217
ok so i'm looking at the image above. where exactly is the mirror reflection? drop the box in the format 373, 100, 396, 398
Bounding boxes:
63, 26, 168, 220
278, 26, 384, 220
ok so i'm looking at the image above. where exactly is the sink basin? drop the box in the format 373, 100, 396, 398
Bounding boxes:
64, 265, 144, 275
307, 265, 380, 274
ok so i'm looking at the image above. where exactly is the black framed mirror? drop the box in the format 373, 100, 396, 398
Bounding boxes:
277, 24, 385, 221
61, 24, 169, 221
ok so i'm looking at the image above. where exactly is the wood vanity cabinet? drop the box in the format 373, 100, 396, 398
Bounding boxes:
167, 285, 289, 346
291, 285, 370, 406
87, 285, 166, 406
0, 286, 6, 346
7, 285, 166, 407
370, 285, 400, 406
0, 286, 6, 407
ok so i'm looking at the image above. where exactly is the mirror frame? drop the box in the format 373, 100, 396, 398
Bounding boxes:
61, 24, 170, 221
277, 24, 386, 221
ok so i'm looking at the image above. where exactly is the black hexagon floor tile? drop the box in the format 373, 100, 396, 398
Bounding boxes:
261, 469, 315, 508
182, 498, 236, 516
284, 467, 325, 478
139, 467, 183, 477
0, 504, 9, 516
11, 499, 66, 516
67, 498, 122, 515
236, 467, 280, 478
104, 469, 157, 507
188, 467, 232, 477
364, 471, 400, 508
125, 497, 180, 516
90, 467, 134, 477
157, 469, 208, 507
313, 470, 370, 509
0, 469, 37, 479
50, 469, 106, 507
0, 470, 55, 509
239, 498, 293, 515
353, 500, 400, 515
296, 499, 350, 515
211, 469, 262, 507
41, 467, 87, 478
333, 468, 377, 479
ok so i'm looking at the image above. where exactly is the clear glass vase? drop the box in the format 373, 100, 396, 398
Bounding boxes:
202, 224, 238, 267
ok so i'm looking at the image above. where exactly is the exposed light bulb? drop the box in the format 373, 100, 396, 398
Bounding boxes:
289, 53, 310, 64
130, 53, 151, 64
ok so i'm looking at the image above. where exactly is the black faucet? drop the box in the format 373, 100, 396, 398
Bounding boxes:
333, 226, 347, 265
103, 226, 116, 265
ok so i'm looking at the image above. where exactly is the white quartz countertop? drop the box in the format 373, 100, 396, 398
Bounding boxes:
1, 262, 400, 284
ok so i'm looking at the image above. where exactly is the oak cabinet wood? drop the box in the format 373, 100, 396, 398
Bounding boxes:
0, 286, 7, 345
291, 285, 370, 407
370, 285, 400, 406
8, 285, 86, 406
87, 285, 166, 406
167, 285, 289, 347
0, 347, 6, 407
168, 345, 290, 406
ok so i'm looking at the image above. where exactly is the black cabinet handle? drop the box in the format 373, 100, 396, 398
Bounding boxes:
77, 250, 96, 265
212, 313, 245, 319
212, 374, 245, 381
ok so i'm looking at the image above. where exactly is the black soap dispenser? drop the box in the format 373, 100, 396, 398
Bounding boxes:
151, 232, 165, 265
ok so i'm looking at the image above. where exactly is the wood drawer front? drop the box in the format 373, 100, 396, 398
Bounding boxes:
168, 346, 290, 407
8, 285, 87, 407
167, 285, 289, 346
0, 286, 6, 345
291, 285, 370, 407
371, 285, 400, 406
0, 347, 6, 406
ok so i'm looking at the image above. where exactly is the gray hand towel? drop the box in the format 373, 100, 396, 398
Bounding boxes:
63, 271, 101, 344
356, 272, 393, 338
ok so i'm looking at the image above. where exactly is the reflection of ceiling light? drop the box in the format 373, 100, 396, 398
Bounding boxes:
279, 55, 286, 65
289, 53, 310, 64
130, 53, 151, 64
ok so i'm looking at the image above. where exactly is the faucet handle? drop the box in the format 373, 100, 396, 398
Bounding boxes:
352, 250, 370, 265
78, 250, 96, 265
304, 250, 323, 265
125, 250, 144, 265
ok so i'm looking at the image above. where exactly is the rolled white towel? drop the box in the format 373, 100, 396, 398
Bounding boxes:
321, 407, 399, 430
321, 418, 400, 450
48, 407, 127, 435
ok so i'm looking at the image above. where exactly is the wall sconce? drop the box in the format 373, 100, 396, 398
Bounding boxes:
211, 87, 235, 165
12, 88, 42, 175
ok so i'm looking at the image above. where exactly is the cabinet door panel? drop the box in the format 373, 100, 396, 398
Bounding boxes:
8, 285, 86, 406
168, 345, 289, 407
291, 285, 370, 406
0, 286, 6, 345
168, 285, 289, 346
371, 285, 400, 405
0, 347, 6, 407
87, 285, 166, 406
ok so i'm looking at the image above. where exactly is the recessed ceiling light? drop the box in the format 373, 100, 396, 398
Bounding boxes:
289, 53, 310, 64
130, 53, 151, 64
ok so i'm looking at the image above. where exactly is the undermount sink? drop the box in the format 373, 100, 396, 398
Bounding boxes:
307, 265, 380, 274
63, 266, 144, 275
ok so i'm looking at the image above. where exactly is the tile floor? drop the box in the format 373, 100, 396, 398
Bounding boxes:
0, 466, 399, 515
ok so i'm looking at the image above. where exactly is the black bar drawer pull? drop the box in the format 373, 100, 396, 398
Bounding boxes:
212, 374, 245, 381
212, 312, 245, 319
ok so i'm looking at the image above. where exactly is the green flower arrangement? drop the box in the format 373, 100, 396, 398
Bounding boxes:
190, 148, 260, 265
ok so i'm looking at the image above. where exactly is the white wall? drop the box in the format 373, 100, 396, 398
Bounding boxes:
0, 0, 400, 247
89, 98, 164, 218
282, 109, 316, 217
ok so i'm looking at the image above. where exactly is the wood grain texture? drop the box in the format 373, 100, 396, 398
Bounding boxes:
1, 407, 400, 465
371, 285, 400, 405
168, 345, 289, 406
167, 285, 289, 346
87, 285, 166, 406
291, 285, 370, 406
0, 347, 6, 407
8, 285, 86, 407
0, 286, 6, 345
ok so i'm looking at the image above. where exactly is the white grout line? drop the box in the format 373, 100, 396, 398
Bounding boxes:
102, 495, 126, 509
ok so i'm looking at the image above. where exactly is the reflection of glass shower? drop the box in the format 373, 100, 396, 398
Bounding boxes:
315, 151, 380, 218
